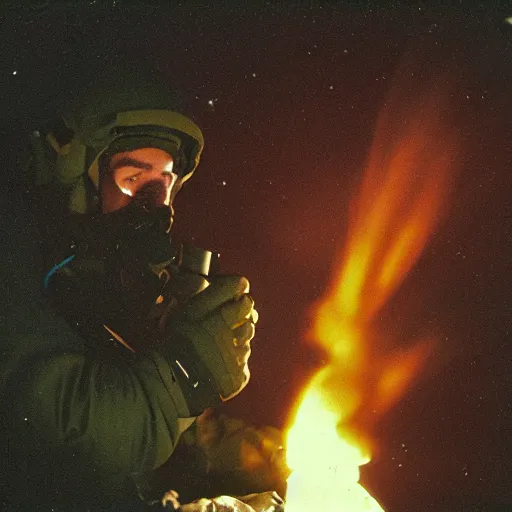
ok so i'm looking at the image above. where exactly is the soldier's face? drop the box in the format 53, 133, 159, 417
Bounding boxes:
100, 147, 179, 214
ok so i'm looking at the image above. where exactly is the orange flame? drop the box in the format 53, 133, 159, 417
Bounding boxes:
284, 73, 459, 511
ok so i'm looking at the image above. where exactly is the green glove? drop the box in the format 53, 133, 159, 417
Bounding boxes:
164, 275, 257, 414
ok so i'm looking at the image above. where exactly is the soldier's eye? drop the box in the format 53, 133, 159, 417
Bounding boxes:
125, 173, 141, 183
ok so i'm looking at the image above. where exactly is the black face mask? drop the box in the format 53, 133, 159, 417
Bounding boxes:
87, 179, 177, 269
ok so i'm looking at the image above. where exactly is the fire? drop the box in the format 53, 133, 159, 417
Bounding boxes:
284, 72, 459, 510
285, 377, 383, 511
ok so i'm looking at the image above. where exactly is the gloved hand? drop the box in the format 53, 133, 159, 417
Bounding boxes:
164, 275, 257, 415
194, 411, 290, 498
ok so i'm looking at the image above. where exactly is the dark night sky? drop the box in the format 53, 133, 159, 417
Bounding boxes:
1, 3, 511, 511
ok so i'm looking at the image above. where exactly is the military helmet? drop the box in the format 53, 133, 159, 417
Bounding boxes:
35, 67, 204, 214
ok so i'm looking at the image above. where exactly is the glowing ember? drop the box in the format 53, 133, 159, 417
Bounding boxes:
284, 68, 459, 511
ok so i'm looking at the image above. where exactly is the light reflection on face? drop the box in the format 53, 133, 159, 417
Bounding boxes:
100, 148, 179, 214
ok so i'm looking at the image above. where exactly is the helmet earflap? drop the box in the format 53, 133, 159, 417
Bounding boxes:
45, 118, 98, 214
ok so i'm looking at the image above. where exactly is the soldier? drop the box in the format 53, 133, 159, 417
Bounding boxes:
0, 68, 286, 511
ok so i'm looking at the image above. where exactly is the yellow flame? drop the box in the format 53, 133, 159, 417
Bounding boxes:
284, 72, 459, 510
285, 379, 382, 512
